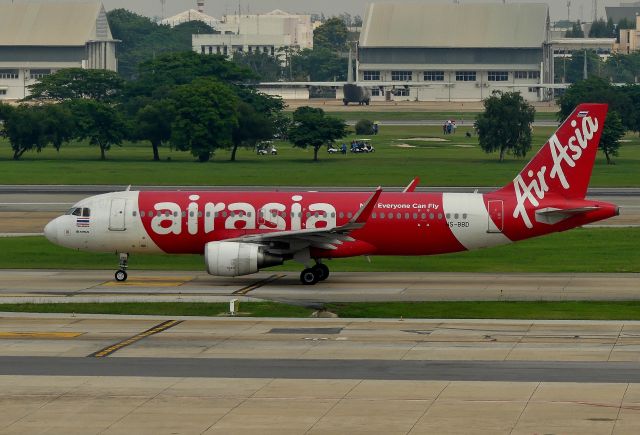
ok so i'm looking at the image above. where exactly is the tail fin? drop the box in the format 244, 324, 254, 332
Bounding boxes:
498, 103, 608, 200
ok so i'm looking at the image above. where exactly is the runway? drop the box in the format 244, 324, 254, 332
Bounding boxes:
3, 314, 640, 434
0, 270, 639, 303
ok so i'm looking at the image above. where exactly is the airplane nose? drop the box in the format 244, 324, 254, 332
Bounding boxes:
44, 219, 59, 245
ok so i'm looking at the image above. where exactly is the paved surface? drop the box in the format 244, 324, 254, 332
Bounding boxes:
3, 315, 640, 434
0, 269, 638, 303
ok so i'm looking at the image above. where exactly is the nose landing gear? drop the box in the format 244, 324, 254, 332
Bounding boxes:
115, 253, 129, 282
299, 262, 330, 285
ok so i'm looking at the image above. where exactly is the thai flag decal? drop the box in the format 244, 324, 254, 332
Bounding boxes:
76, 217, 90, 227
577, 111, 589, 117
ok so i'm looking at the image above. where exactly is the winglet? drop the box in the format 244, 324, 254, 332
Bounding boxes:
350, 186, 382, 225
403, 177, 420, 193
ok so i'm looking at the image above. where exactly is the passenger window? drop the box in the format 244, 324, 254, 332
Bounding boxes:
446, 213, 451, 219
339, 212, 344, 218
380, 213, 385, 219
463, 213, 468, 219
438, 213, 443, 219
140, 211, 145, 217
413, 213, 418, 219
421, 213, 426, 219
132, 211, 137, 217
372, 213, 377, 219
347, 212, 353, 218
429, 213, 434, 220
454, 213, 459, 219
405, 213, 410, 219
396, 213, 401, 219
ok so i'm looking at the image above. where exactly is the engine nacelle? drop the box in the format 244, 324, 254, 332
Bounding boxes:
205, 241, 283, 277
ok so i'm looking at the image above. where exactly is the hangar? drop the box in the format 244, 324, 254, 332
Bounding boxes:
357, 3, 554, 102
0, 1, 118, 101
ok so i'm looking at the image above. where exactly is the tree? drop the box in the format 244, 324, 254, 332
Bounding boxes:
169, 78, 239, 162
475, 91, 535, 162
313, 18, 349, 52
67, 100, 127, 160
26, 68, 124, 102
589, 18, 615, 38
599, 111, 624, 164
127, 51, 254, 99
0, 104, 75, 159
558, 77, 628, 164
130, 99, 175, 161
232, 51, 282, 81
291, 48, 347, 81
230, 88, 284, 161
107, 9, 215, 79
288, 107, 348, 161
605, 52, 640, 83
565, 21, 584, 38
554, 50, 603, 83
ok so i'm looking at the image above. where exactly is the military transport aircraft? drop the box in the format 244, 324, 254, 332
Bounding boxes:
44, 103, 618, 285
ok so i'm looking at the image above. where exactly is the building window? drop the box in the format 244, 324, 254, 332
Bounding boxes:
0, 69, 19, 80
391, 71, 412, 81
29, 69, 51, 80
528, 71, 540, 79
395, 88, 410, 96
455, 71, 476, 82
488, 71, 508, 81
424, 71, 444, 81
201, 45, 205, 54
528, 87, 538, 93
371, 88, 381, 96
0, 89, 6, 96
515, 71, 528, 79
363, 70, 380, 81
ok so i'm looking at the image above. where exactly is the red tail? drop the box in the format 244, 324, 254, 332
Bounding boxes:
498, 103, 608, 200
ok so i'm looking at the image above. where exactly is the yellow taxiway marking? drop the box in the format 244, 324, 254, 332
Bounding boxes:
233, 274, 286, 295
88, 319, 183, 358
0, 332, 82, 339
101, 277, 192, 287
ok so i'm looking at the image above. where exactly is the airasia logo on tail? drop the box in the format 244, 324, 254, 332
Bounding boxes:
513, 114, 599, 228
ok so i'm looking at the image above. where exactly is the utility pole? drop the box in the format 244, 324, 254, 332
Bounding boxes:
583, 49, 588, 80
567, 1, 571, 21
593, 0, 598, 22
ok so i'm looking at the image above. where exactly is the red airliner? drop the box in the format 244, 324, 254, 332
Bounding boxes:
44, 103, 618, 285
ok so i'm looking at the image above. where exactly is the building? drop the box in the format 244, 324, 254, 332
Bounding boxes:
357, 3, 553, 102
193, 10, 313, 62
552, 37, 617, 59
0, 1, 117, 101
606, 2, 640, 23
617, 14, 640, 53
160, 9, 218, 28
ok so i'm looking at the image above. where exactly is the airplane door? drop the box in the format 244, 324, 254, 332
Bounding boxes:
487, 200, 504, 233
109, 199, 127, 231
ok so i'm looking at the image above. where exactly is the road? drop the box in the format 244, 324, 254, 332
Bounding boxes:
0, 270, 638, 303
2, 314, 640, 434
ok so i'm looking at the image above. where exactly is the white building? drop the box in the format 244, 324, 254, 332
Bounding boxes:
0, 1, 117, 101
358, 3, 553, 102
160, 9, 218, 28
193, 9, 313, 62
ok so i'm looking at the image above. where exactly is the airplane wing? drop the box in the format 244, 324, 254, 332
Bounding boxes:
226, 187, 382, 252
535, 206, 599, 225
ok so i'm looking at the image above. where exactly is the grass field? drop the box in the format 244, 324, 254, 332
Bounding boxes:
3, 301, 640, 320
2, 228, 638, 272
1, 124, 639, 186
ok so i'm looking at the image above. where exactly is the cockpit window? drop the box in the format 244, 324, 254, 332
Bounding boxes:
82, 208, 90, 217
66, 208, 82, 216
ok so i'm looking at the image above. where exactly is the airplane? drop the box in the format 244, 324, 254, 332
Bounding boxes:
44, 103, 618, 285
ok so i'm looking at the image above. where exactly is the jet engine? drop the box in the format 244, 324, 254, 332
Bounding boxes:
204, 241, 283, 276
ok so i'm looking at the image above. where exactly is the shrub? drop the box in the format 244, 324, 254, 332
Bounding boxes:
355, 119, 374, 135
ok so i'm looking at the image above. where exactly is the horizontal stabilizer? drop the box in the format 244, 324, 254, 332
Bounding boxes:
535, 206, 599, 225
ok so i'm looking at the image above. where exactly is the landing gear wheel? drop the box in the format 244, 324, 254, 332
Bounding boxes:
313, 263, 330, 281
300, 268, 319, 285
115, 270, 128, 282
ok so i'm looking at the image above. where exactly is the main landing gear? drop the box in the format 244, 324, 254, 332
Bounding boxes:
300, 262, 330, 285
115, 253, 129, 282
